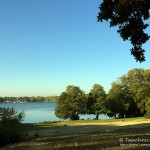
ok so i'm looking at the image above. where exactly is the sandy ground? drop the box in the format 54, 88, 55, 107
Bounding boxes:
29, 119, 150, 137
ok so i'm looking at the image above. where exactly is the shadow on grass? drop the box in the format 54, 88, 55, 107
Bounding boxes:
2, 122, 149, 150
23, 121, 150, 137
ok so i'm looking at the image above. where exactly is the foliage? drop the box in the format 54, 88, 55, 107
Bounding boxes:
0, 107, 25, 122
106, 82, 141, 118
87, 84, 106, 119
55, 85, 87, 120
97, 0, 150, 62
121, 68, 150, 114
55, 69, 149, 120
145, 98, 150, 118
107, 68, 150, 118
0, 107, 27, 148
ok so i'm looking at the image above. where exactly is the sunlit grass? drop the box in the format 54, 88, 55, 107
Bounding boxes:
24, 117, 146, 129
2, 127, 150, 150
1, 117, 150, 150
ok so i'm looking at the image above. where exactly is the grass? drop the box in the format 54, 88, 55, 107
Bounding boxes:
1, 117, 150, 150
24, 117, 145, 129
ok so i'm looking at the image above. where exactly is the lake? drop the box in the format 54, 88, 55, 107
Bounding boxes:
0, 102, 109, 123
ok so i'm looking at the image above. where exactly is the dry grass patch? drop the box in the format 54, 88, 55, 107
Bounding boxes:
1, 117, 150, 150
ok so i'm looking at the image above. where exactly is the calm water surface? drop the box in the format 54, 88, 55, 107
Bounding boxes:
0, 102, 109, 123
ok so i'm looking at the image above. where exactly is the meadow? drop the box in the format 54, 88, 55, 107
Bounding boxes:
1, 117, 150, 150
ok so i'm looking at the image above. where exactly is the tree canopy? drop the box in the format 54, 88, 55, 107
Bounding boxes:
97, 0, 150, 62
55, 70, 150, 120
121, 68, 150, 114
55, 85, 87, 120
106, 82, 140, 118
87, 84, 106, 119
106, 68, 150, 118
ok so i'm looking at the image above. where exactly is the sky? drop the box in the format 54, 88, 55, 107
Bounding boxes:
0, 0, 149, 97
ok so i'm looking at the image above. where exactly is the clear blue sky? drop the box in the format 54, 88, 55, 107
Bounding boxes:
0, 0, 149, 97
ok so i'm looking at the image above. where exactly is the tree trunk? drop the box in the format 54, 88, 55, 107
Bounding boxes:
75, 113, 79, 120
96, 114, 99, 120
71, 113, 79, 120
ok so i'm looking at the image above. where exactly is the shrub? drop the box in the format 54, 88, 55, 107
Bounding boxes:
0, 107, 25, 122
0, 107, 27, 148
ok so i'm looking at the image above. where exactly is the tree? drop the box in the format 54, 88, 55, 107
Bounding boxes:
106, 81, 141, 118
97, 0, 150, 62
145, 98, 150, 118
106, 68, 150, 118
87, 84, 106, 119
120, 68, 150, 115
55, 85, 87, 120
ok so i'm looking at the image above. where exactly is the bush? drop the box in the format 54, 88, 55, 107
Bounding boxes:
0, 107, 27, 148
0, 107, 25, 122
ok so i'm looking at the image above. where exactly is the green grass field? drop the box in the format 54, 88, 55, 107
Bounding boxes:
1, 117, 150, 150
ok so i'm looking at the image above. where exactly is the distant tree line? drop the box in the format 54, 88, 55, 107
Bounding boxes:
55, 68, 150, 120
0, 96, 59, 103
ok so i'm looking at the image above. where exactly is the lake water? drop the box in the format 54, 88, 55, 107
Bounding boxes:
0, 102, 109, 123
